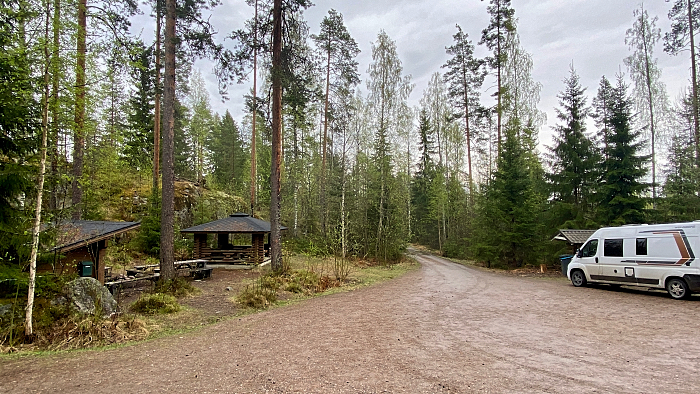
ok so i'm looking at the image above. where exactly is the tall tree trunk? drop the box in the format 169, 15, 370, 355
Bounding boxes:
496, 0, 502, 153
321, 44, 331, 235
49, 0, 60, 211
160, 0, 176, 281
689, 0, 700, 165
153, 0, 161, 193
250, 0, 258, 215
27, 0, 52, 337
641, 7, 657, 208
270, 0, 283, 272
71, 0, 87, 220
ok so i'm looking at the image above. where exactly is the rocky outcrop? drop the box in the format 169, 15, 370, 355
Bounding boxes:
174, 179, 247, 229
63, 277, 118, 318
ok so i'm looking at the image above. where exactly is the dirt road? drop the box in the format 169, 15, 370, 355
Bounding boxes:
3, 250, 700, 393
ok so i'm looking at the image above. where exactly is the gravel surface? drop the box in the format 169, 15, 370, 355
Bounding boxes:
2, 250, 700, 393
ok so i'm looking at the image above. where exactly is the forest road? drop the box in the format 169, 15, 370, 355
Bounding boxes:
2, 249, 700, 393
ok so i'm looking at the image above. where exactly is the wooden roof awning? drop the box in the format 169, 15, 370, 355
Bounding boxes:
180, 213, 287, 234
552, 229, 596, 246
52, 220, 141, 253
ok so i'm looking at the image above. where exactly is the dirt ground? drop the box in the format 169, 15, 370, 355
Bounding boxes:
3, 250, 700, 393
110, 266, 259, 320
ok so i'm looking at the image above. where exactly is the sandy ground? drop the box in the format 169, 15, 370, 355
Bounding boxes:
2, 250, 700, 393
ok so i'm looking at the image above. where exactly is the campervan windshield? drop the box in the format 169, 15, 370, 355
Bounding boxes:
579, 239, 598, 258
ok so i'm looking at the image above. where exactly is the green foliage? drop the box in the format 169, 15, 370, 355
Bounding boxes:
153, 277, 200, 298
136, 192, 161, 256
471, 124, 543, 268
660, 133, 700, 221
596, 76, 649, 225
0, 0, 39, 262
123, 42, 155, 171
208, 111, 247, 194
236, 277, 278, 309
547, 67, 600, 228
130, 293, 180, 315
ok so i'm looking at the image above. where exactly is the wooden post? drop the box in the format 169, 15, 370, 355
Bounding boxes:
194, 234, 206, 259
252, 234, 264, 264
97, 240, 106, 284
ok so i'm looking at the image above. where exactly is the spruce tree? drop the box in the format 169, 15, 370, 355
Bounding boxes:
597, 76, 649, 225
123, 43, 155, 171
0, 0, 38, 261
208, 111, 246, 194
411, 110, 436, 246
547, 67, 600, 228
662, 133, 700, 221
472, 123, 540, 268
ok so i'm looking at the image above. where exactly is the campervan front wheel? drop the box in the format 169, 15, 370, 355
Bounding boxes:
666, 278, 690, 300
570, 270, 587, 287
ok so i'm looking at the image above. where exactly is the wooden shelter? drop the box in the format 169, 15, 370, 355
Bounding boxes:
181, 213, 286, 265
552, 229, 596, 250
52, 220, 141, 284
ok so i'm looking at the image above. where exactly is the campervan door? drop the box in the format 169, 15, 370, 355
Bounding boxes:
595, 227, 638, 284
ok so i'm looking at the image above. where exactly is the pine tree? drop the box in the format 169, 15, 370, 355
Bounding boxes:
664, 0, 700, 162
312, 9, 360, 235
443, 24, 485, 202
479, 0, 515, 151
597, 76, 649, 225
547, 67, 600, 228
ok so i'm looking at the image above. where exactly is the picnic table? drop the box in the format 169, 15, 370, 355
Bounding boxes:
106, 259, 211, 293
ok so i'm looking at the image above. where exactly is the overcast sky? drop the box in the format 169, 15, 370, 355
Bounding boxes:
152, 0, 690, 149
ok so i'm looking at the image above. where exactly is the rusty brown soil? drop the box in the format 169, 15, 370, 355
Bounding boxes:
2, 250, 700, 393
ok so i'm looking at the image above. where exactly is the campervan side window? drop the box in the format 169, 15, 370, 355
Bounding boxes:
580, 239, 598, 258
604, 239, 624, 257
636, 238, 647, 255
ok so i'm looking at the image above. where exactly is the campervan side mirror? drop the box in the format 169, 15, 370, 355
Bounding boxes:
576, 249, 582, 258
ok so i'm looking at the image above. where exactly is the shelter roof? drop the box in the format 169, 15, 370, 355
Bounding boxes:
180, 213, 287, 234
552, 229, 596, 245
53, 220, 141, 253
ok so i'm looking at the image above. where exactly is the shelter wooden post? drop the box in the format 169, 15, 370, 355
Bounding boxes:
194, 234, 206, 259
97, 240, 106, 284
252, 234, 264, 264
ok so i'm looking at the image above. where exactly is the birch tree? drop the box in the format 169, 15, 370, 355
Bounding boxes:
625, 5, 670, 207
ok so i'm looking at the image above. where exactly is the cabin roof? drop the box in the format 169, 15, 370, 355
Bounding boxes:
53, 220, 141, 253
552, 229, 596, 245
180, 213, 287, 234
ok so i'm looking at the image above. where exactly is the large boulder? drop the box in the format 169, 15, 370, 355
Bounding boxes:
63, 277, 118, 318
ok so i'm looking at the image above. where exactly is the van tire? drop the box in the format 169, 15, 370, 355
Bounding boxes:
571, 270, 587, 287
666, 278, 690, 300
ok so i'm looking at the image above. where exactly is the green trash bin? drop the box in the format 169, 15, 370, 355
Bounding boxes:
559, 255, 573, 276
77, 261, 94, 277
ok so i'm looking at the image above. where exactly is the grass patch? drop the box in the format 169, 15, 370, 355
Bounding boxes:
153, 278, 201, 298
234, 254, 419, 311
130, 293, 180, 315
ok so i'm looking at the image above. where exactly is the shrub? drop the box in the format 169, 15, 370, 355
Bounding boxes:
130, 293, 180, 315
236, 282, 277, 309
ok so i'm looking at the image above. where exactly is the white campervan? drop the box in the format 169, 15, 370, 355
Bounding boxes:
567, 221, 700, 299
